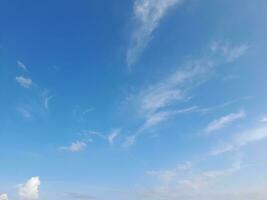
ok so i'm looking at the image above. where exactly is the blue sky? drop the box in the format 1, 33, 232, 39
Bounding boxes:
1, 0, 267, 200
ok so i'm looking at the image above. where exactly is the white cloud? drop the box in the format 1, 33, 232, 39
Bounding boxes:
211, 41, 249, 62
205, 111, 246, 134
60, 141, 87, 152
107, 129, 120, 145
261, 117, 267, 123
42, 90, 53, 110
235, 125, 267, 146
0, 194, 8, 200
87, 129, 120, 145
143, 159, 242, 200
147, 161, 192, 183
127, 0, 184, 67
122, 135, 136, 148
18, 177, 41, 200
211, 125, 267, 155
136, 106, 197, 133
124, 41, 248, 147
15, 76, 33, 88
17, 61, 28, 71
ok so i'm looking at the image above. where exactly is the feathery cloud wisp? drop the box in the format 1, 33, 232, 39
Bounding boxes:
204, 111, 246, 134
60, 141, 87, 152
211, 125, 267, 155
87, 129, 120, 145
124, 41, 249, 147
18, 177, 41, 200
15, 76, 33, 88
17, 61, 28, 71
211, 41, 249, 62
107, 129, 120, 145
127, 0, 184, 67
42, 90, 53, 110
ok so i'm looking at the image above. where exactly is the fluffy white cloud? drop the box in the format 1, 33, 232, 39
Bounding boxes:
15, 76, 33, 88
205, 111, 246, 134
127, 0, 184, 67
18, 177, 41, 200
0, 194, 8, 200
60, 141, 87, 152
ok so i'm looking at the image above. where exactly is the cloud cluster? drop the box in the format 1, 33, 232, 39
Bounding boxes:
124, 41, 248, 147
142, 158, 243, 200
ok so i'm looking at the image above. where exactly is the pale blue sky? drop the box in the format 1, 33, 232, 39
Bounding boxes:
0, 0, 267, 200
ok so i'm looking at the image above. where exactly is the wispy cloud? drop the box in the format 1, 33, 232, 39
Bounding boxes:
15, 76, 33, 88
211, 125, 267, 155
18, 177, 41, 200
73, 106, 94, 122
123, 106, 198, 148
87, 129, 120, 145
204, 110, 246, 134
124, 41, 249, 147
42, 90, 53, 110
17, 61, 28, 71
17, 107, 32, 119
142, 158, 242, 200
127, 0, 184, 67
147, 161, 192, 183
211, 41, 249, 62
107, 129, 120, 145
60, 141, 87, 152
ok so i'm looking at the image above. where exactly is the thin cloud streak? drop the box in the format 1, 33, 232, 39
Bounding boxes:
17, 61, 28, 71
204, 111, 246, 134
86, 129, 120, 145
211, 125, 267, 156
127, 0, 184, 67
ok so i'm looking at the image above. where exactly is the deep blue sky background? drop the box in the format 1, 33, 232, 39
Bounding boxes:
1, 1, 267, 200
